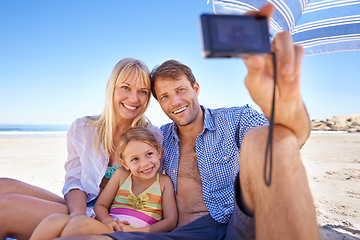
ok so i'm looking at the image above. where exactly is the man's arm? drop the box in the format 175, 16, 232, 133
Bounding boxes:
243, 4, 310, 147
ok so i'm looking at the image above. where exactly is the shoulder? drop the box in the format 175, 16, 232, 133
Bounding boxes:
206, 105, 257, 116
72, 115, 99, 125
158, 173, 173, 188
159, 122, 175, 141
69, 117, 87, 129
159, 173, 171, 181
146, 124, 163, 145
68, 116, 99, 138
113, 166, 131, 182
206, 105, 267, 123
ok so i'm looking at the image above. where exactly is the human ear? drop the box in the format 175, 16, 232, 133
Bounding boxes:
194, 82, 200, 97
121, 159, 130, 170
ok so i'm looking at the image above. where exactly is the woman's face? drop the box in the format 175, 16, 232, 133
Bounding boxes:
113, 71, 149, 122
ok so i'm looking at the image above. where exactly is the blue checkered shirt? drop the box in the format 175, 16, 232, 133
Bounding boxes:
160, 105, 268, 223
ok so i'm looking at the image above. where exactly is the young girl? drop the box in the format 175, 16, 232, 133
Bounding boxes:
30, 127, 177, 239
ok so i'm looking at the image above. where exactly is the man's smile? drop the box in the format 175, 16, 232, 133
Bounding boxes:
173, 106, 187, 114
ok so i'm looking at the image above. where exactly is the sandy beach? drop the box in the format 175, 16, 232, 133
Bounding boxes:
0, 131, 359, 239
301, 132, 360, 239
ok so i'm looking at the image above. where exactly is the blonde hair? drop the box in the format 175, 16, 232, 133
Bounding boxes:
117, 127, 160, 160
87, 58, 151, 155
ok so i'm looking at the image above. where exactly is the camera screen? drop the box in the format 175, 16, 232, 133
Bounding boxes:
201, 14, 271, 58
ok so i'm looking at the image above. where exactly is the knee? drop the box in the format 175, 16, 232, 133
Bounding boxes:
0, 194, 17, 210
61, 216, 94, 236
0, 194, 18, 224
240, 125, 302, 178
43, 213, 72, 225
0, 178, 21, 195
0, 195, 19, 239
270, 126, 302, 173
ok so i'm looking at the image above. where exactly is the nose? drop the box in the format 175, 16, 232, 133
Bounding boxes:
140, 158, 150, 167
169, 95, 182, 108
128, 90, 139, 103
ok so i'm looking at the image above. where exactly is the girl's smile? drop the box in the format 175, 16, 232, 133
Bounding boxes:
121, 140, 161, 180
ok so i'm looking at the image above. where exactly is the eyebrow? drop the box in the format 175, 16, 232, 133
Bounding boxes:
125, 154, 138, 160
122, 81, 149, 90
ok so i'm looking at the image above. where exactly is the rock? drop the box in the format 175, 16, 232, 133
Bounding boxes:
311, 114, 360, 132
348, 128, 360, 133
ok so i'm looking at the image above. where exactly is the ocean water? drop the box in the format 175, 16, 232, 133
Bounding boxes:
0, 124, 69, 138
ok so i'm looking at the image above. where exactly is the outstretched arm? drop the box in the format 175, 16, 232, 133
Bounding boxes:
243, 4, 310, 147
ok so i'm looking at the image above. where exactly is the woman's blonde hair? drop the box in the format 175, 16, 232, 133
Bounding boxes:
88, 58, 151, 155
117, 127, 160, 160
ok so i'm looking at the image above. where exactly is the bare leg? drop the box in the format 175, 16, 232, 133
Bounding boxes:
0, 194, 68, 240
239, 125, 319, 240
0, 178, 65, 203
61, 215, 114, 236
55, 235, 112, 240
30, 214, 73, 240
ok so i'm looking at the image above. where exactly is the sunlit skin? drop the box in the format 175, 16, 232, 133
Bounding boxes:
42, 4, 319, 240
28, 139, 178, 239
154, 75, 203, 128
154, 75, 208, 226
121, 141, 161, 184
113, 72, 149, 123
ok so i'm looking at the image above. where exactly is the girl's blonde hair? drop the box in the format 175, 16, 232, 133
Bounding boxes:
88, 58, 151, 155
117, 127, 160, 160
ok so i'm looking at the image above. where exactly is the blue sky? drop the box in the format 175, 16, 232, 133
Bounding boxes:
1, 0, 359, 126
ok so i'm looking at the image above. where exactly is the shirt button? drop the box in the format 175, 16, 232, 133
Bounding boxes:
224, 157, 227, 160
176, 151, 179, 154
173, 169, 176, 173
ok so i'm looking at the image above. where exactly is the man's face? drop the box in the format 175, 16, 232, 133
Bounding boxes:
154, 74, 201, 127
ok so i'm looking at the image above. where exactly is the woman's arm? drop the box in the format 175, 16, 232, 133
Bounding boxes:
63, 120, 88, 216
121, 174, 178, 233
64, 189, 87, 216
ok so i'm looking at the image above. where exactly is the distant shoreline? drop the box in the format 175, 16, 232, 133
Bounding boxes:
0, 124, 70, 132
0, 124, 68, 138
0, 126, 356, 139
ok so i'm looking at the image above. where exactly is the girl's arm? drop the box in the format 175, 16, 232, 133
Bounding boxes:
94, 167, 130, 230
122, 174, 178, 233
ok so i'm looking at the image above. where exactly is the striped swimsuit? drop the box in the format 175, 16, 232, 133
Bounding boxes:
109, 173, 163, 228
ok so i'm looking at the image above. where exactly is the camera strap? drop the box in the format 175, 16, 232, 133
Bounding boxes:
264, 52, 277, 186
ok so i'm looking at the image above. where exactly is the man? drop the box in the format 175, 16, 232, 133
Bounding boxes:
57, 4, 319, 240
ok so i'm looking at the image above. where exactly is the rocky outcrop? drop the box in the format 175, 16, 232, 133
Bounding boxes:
311, 114, 360, 133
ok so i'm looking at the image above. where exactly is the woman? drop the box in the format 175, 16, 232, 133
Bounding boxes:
0, 58, 161, 240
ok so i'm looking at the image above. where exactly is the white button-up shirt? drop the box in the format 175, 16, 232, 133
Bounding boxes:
62, 117, 162, 206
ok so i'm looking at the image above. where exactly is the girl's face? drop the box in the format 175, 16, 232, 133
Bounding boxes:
121, 140, 161, 180
113, 71, 149, 121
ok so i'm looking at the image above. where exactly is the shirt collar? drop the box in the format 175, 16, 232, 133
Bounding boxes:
169, 122, 180, 142
202, 106, 216, 131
